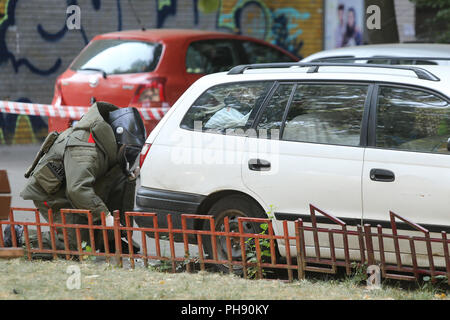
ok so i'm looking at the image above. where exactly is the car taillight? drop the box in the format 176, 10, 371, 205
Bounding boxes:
131, 78, 166, 107
139, 143, 151, 167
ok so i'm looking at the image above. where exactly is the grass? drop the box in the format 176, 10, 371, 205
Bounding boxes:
0, 258, 448, 300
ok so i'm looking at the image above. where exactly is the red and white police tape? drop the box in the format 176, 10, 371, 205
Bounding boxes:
0, 100, 170, 121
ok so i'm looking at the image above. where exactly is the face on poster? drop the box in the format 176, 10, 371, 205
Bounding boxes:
324, 0, 365, 50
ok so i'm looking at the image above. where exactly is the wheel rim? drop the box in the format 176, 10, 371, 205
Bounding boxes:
215, 209, 257, 264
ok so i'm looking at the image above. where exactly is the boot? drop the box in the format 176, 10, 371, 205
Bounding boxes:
3, 225, 24, 247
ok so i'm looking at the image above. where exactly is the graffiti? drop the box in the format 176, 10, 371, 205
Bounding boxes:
156, 0, 177, 28
217, 0, 311, 58
271, 8, 310, 58
0, 98, 48, 144
0, 0, 61, 75
1, 0, 123, 75
155, 0, 313, 57
37, 0, 120, 48
0, 1, 49, 144
0, 0, 123, 144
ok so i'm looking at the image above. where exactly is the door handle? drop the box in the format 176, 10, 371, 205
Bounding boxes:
248, 159, 271, 171
370, 168, 395, 182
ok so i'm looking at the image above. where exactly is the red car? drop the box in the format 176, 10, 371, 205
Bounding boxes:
50, 29, 298, 133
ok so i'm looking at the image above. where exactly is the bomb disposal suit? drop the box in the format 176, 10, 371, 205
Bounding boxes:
20, 102, 145, 253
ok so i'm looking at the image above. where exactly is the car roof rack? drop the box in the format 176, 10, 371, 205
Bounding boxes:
227, 62, 441, 81
311, 56, 450, 63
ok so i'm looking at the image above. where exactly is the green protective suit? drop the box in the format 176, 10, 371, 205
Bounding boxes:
20, 102, 137, 253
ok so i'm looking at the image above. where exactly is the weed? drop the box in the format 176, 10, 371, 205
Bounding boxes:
420, 274, 448, 295
348, 262, 368, 285
147, 235, 172, 272
81, 241, 96, 262
245, 205, 275, 279
146, 235, 198, 273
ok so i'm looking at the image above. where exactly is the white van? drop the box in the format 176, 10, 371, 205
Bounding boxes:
135, 61, 450, 269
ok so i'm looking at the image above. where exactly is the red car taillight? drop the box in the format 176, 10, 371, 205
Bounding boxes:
139, 143, 151, 167
131, 78, 166, 107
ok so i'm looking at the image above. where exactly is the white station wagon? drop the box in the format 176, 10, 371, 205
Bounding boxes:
135, 60, 450, 268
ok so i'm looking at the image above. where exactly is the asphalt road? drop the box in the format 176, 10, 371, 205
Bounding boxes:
1, 144, 39, 210
0, 143, 199, 260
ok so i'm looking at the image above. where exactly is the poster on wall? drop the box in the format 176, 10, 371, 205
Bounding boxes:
324, 0, 365, 50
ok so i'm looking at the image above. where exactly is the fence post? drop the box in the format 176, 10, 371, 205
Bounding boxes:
48, 209, 58, 259
181, 215, 191, 273
224, 217, 234, 274
364, 224, 375, 266
441, 232, 450, 285
167, 214, 177, 273
375, 225, 386, 278
295, 219, 305, 280
0, 170, 11, 221
283, 220, 293, 282
100, 212, 111, 263
113, 210, 122, 267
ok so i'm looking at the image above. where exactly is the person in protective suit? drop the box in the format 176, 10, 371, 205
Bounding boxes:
19, 101, 145, 257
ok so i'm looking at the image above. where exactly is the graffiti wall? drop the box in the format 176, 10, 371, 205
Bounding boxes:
217, 0, 322, 59
0, 0, 323, 144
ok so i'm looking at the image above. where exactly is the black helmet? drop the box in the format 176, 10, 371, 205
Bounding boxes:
107, 107, 146, 173
108, 107, 146, 147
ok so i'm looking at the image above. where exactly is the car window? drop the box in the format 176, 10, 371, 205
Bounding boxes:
256, 84, 295, 138
376, 86, 450, 154
71, 39, 162, 75
241, 41, 296, 64
282, 83, 368, 146
180, 81, 272, 134
186, 40, 239, 74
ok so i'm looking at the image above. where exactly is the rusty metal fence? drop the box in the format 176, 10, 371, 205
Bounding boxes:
1, 205, 449, 285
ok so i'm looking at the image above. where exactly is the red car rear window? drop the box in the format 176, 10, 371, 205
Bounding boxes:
71, 39, 163, 75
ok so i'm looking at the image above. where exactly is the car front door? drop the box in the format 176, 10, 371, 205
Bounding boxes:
362, 84, 450, 264
363, 85, 450, 226
242, 81, 372, 258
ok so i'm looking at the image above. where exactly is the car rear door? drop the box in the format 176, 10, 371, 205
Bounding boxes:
362, 84, 450, 230
241, 81, 372, 257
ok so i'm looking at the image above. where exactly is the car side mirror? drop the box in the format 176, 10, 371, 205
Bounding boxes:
447, 138, 450, 151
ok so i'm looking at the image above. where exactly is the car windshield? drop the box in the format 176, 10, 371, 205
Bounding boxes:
71, 39, 163, 75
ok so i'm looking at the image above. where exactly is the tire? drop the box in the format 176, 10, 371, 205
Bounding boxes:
202, 194, 271, 274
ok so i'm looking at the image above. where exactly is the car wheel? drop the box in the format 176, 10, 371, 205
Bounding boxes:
202, 194, 272, 275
